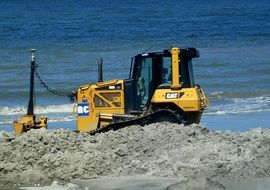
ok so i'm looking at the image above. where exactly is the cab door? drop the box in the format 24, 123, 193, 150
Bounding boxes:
133, 55, 153, 110
132, 54, 165, 110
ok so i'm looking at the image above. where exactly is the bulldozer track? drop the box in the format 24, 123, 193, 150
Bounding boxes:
89, 109, 185, 135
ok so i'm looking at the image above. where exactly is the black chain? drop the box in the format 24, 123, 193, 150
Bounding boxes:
34, 67, 76, 103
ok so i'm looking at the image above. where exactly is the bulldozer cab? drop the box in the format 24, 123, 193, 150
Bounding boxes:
127, 48, 199, 111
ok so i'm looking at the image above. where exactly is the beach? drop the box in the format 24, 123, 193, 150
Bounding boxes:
0, 123, 270, 190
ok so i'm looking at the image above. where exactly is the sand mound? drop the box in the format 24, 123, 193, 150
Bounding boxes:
0, 123, 270, 189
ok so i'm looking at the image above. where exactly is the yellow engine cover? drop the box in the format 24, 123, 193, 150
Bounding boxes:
76, 80, 125, 132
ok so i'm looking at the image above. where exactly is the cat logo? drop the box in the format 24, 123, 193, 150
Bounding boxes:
165, 92, 179, 99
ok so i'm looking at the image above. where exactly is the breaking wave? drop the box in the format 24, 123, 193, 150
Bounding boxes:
1, 95, 270, 125
206, 95, 270, 115
0, 104, 75, 126
0, 116, 75, 126
0, 104, 74, 116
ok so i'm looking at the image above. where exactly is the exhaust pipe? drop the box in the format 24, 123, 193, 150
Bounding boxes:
98, 58, 103, 82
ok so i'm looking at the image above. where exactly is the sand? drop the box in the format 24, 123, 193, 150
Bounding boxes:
0, 123, 270, 190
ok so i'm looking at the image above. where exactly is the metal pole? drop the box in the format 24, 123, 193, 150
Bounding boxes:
27, 49, 36, 115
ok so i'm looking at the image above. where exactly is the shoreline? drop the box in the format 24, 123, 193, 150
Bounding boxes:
1, 111, 270, 133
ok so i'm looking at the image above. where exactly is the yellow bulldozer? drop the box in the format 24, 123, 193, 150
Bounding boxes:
75, 47, 207, 134
13, 47, 207, 135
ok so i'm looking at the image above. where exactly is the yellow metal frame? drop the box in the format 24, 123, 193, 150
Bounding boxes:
170, 47, 181, 90
13, 115, 47, 135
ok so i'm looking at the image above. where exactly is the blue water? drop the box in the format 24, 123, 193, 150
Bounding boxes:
0, 0, 270, 131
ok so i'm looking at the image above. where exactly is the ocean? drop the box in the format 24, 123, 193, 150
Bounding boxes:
0, 0, 270, 132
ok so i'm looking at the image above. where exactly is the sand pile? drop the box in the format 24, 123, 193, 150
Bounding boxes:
0, 123, 270, 189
